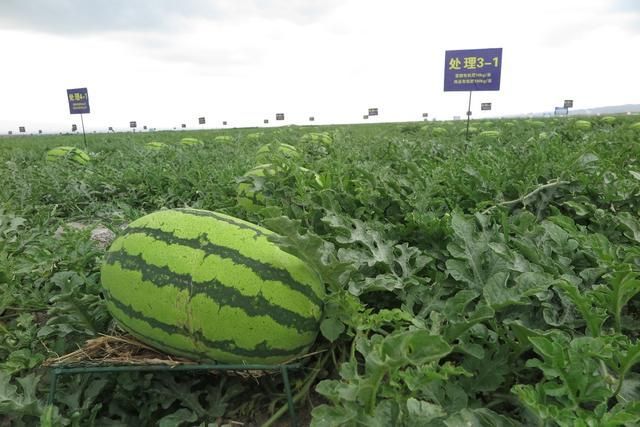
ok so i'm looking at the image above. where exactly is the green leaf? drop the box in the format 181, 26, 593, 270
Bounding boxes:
381, 330, 451, 366
599, 268, 640, 332
0, 371, 41, 417
157, 408, 198, 427
320, 317, 345, 342
264, 215, 353, 291
557, 281, 608, 337
617, 212, 640, 243
406, 398, 445, 422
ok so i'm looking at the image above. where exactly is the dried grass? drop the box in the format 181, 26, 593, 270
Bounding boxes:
43, 333, 193, 367
42, 332, 268, 379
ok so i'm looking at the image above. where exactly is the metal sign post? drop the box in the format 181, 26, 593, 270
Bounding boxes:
444, 48, 503, 140
466, 91, 473, 139
66, 88, 90, 149
130, 121, 137, 133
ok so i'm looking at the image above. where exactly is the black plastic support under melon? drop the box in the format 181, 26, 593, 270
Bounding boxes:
47, 363, 301, 426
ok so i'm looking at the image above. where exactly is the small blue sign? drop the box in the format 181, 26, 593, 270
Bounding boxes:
67, 88, 90, 114
444, 48, 502, 92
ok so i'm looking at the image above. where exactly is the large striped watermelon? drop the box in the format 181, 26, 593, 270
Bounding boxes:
100, 208, 325, 364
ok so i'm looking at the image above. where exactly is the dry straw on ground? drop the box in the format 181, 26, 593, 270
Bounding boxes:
42, 332, 268, 379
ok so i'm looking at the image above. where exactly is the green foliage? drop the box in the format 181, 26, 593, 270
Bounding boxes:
1, 118, 640, 425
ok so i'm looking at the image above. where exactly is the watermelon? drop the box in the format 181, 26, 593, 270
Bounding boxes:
601, 116, 616, 124
46, 146, 90, 164
459, 126, 478, 135
180, 138, 204, 147
246, 132, 264, 141
431, 127, 448, 136
477, 130, 500, 139
630, 122, 640, 130
145, 141, 168, 150
214, 135, 233, 143
100, 208, 325, 364
255, 143, 299, 163
575, 120, 592, 130
538, 131, 552, 140
300, 132, 332, 145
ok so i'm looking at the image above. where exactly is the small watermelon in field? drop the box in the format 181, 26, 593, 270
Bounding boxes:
601, 116, 616, 124
538, 131, 550, 140
630, 122, 640, 130
46, 146, 90, 164
246, 132, 264, 141
100, 208, 325, 364
431, 127, 448, 136
300, 132, 332, 145
477, 130, 500, 139
214, 135, 233, 143
146, 141, 167, 150
458, 126, 478, 135
575, 120, 592, 130
180, 138, 204, 147
256, 143, 299, 163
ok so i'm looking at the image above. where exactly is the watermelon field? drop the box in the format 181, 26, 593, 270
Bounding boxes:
2, 116, 640, 426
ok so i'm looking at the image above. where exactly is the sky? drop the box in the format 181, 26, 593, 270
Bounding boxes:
0, 0, 639, 133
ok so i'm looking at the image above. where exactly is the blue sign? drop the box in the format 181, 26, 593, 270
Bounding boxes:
444, 48, 502, 91
67, 88, 90, 114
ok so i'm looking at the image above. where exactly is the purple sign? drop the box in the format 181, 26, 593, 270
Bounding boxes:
67, 88, 90, 114
444, 48, 502, 92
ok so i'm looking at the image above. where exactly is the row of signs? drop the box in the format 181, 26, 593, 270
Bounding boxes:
47, 64, 573, 135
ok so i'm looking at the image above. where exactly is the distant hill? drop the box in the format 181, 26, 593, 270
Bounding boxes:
504, 104, 640, 119
568, 104, 640, 116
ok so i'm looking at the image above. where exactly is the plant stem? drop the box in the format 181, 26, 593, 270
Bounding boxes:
367, 369, 387, 414
262, 351, 331, 427
482, 179, 570, 214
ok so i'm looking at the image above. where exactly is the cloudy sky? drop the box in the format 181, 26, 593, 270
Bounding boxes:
1, 0, 639, 133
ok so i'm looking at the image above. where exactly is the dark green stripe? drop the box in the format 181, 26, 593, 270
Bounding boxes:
125, 225, 323, 307
174, 208, 268, 238
111, 305, 265, 362
107, 294, 309, 358
105, 249, 320, 334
